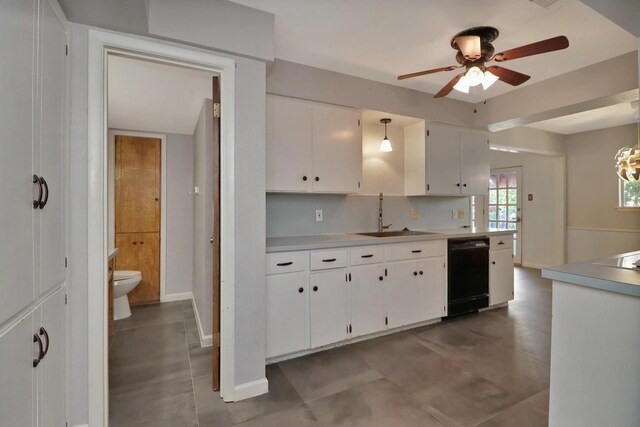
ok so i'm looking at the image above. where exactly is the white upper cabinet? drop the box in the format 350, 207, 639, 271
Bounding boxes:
266, 95, 362, 194
405, 123, 489, 196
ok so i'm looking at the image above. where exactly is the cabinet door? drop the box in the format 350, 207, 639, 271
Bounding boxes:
309, 269, 348, 348
266, 95, 313, 192
312, 104, 362, 193
415, 257, 447, 321
0, 312, 35, 427
386, 260, 419, 328
350, 264, 386, 338
39, 287, 66, 427
489, 249, 514, 306
0, 0, 36, 324
129, 232, 160, 305
426, 125, 460, 195
37, 0, 67, 296
266, 273, 309, 358
460, 130, 489, 196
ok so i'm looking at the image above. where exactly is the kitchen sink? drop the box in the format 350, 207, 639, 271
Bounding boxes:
355, 230, 441, 238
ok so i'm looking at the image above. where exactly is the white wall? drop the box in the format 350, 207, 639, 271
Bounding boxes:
362, 122, 405, 195
565, 124, 640, 262
490, 150, 566, 268
192, 100, 214, 338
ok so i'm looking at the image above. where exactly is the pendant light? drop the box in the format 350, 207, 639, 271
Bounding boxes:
615, 116, 640, 182
379, 118, 392, 152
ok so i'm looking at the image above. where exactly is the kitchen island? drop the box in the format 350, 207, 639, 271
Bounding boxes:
542, 251, 640, 427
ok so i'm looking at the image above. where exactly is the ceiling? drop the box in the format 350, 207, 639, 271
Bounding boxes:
230, 0, 637, 103
107, 55, 216, 135
526, 101, 639, 134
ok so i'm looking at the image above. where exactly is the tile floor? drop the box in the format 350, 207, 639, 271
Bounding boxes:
109, 267, 552, 427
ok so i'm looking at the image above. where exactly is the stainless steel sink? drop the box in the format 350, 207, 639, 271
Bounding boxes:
355, 230, 441, 238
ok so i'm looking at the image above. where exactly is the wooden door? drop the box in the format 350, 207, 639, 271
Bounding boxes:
130, 233, 160, 305
211, 76, 221, 390
115, 136, 160, 233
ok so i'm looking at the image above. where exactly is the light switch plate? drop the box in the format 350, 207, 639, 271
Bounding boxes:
315, 210, 323, 222
458, 209, 465, 219
451, 209, 458, 219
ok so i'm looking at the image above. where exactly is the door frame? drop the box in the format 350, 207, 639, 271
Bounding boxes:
108, 130, 168, 302
87, 29, 237, 426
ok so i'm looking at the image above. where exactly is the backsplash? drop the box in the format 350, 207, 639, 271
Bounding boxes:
266, 193, 471, 237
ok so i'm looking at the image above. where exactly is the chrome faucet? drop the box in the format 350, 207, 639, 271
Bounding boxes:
378, 192, 392, 232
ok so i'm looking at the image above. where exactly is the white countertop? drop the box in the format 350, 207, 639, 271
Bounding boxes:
266, 227, 512, 252
542, 251, 640, 297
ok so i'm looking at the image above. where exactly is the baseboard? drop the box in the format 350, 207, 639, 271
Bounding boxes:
233, 377, 269, 401
191, 297, 213, 347
161, 291, 193, 303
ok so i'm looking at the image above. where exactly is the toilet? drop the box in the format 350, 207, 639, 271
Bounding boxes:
113, 270, 142, 320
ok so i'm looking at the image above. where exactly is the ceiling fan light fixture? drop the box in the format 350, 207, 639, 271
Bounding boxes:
453, 75, 470, 93
455, 35, 481, 60
379, 118, 393, 152
481, 70, 499, 90
465, 66, 484, 86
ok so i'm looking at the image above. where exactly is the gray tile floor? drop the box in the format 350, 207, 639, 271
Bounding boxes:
109, 267, 551, 427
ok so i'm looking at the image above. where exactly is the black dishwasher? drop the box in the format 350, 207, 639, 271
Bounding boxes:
447, 237, 489, 317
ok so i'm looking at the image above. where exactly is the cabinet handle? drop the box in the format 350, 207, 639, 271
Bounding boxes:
498, 241, 505, 245
322, 258, 336, 263
378, 276, 383, 281
139, 241, 144, 245
39, 327, 50, 357
39, 176, 49, 209
302, 176, 308, 181
492, 261, 496, 265
33, 334, 44, 368
276, 262, 293, 266
133, 241, 137, 245
456, 183, 460, 187
361, 254, 374, 258
33, 175, 43, 209
413, 271, 418, 276
419, 271, 423, 275
411, 250, 422, 254
315, 177, 319, 182
298, 287, 304, 293
313, 286, 318, 292
463, 183, 467, 187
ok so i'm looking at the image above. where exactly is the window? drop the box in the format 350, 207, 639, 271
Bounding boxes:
619, 180, 640, 208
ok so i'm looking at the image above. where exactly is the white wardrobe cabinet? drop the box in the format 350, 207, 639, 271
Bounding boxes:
266, 95, 362, 194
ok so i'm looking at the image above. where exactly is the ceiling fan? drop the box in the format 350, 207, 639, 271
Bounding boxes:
398, 27, 569, 98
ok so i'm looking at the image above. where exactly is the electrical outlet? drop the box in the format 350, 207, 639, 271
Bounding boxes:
458, 209, 465, 219
410, 208, 420, 219
315, 210, 323, 222
451, 209, 458, 219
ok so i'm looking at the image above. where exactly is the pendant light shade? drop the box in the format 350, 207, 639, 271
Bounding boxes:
379, 118, 393, 152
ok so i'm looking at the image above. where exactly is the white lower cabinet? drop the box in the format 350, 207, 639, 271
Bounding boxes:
309, 269, 349, 348
266, 272, 309, 358
489, 248, 514, 306
0, 287, 65, 427
349, 264, 386, 338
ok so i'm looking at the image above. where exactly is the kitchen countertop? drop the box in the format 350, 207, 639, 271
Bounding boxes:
266, 227, 512, 252
542, 251, 640, 297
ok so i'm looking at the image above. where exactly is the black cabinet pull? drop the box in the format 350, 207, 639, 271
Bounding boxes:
322, 258, 336, 263
378, 276, 383, 281
39, 327, 50, 357
33, 175, 42, 209
463, 183, 467, 187
361, 254, 374, 258
413, 271, 418, 276
348, 273, 351, 281
492, 261, 496, 265
132, 241, 137, 245
276, 262, 293, 266
498, 241, 505, 245
298, 287, 304, 293
315, 177, 319, 182
419, 271, 423, 275
313, 286, 318, 292
302, 176, 308, 181
39, 176, 49, 209
139, 241, 144, 244
33, 334, 44, 368
456, 183, 460, 187
411, 250, 422, 253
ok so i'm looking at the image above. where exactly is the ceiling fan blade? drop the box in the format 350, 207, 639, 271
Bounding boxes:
493, 35, 569, 62
487, 66, 530, 86
434, 72, 466, 98
398, 65, 460, 80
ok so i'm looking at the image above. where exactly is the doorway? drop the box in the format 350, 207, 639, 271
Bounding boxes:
488, 167, 523, 264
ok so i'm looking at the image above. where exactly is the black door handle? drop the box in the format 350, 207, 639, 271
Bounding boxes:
33, 175, 42, 209
276, 262, 293, 266
33, 333, 44, 367
315, 177, 319, 182
322, 258, 336, 263
378, 276, 383, 281
456, 183, 460, 187
411, 250, 422, 254
463, 183, 467, 187
492, 261, 496, 265
39, 176, 49, 209
298, 287, 304, 293
302, 176, 308, 181
361, 254, 374, 258
313, 286, 318, 292
39, 327, 50, 357
413, 271, 418, 276
419, 271, 423, 275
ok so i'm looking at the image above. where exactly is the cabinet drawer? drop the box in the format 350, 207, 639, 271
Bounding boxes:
310, 249, 348, 270
490, 235, 512, 250
266, 252, 308, 275
386, 240, 445, 261
350, 245, 384, 266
